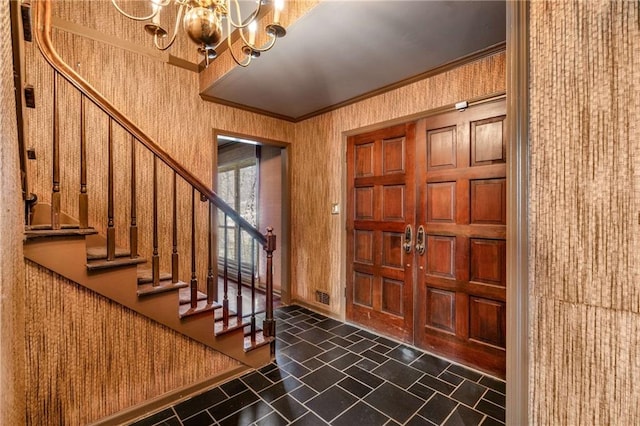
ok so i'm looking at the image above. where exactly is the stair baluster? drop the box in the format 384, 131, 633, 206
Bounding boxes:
236, 226, 242, 320
171, 171, 178, 282
79, 95, 88, 229
106, 118, 115, 260
190, 188, 197, 309
129, 136, 138, 258
51, 70, 60, 230
207, 202, 216, 305
250, 238, 256, 344
223, 213, 229, 327
263, 227, 276, 355
152, 156, 159, 286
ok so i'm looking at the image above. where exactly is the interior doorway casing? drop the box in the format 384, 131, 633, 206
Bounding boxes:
213, 129, 292, 305
505, 1, 529, 424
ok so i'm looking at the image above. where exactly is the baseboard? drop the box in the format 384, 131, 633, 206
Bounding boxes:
89, 365, 251, 426
289, 298, 343, 321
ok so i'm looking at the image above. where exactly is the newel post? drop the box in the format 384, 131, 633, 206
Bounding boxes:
263, 227, 276, 355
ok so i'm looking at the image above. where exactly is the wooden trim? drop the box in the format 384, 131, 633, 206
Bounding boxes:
201, 94, 298, 123
505, 1, 529, 424
51, 16, 201, 73
34, 0, 266, 245
88, 365, 251, 426
10, 0, 29, 202
343, 92, 506, 137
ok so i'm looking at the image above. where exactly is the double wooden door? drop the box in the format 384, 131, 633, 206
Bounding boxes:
346, 99, 507, 377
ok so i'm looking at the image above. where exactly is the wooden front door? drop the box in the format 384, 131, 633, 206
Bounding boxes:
346, 99, 507, 377
346, 123, 416, 342
415, 99, 507, 377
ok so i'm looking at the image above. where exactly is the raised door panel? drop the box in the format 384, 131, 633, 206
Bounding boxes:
354, 230, 374, 265
355, 143, 374, 177
382, 278, 404, 317
426, 235, 456, 279
427, 182, 456, 223
382, 185, 405, 221
470, 238, 506, 287
354, 187, 374, 220
471, 115, 506, 166
470, 179, 506, 225
353, 272, 374, 308
469, 297, 506, 349
427, 126, 457, 170
383, 137, 406, 175
426, 287, 456, 334
381, 232, 404, 269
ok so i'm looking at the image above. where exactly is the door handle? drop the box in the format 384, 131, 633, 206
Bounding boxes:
402, 224, 413, 253
415, 225, 425, 255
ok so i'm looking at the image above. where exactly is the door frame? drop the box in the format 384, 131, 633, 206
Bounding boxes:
505, 1, 529, 424
212, 129, 292, 305
340, 1, 530, 422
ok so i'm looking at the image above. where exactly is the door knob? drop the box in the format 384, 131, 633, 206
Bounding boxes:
402, 224, 413, 253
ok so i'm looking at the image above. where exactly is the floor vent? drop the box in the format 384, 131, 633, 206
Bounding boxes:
315, 290, 330, 305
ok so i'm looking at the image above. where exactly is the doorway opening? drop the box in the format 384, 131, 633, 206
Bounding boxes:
215, 132, 290, 304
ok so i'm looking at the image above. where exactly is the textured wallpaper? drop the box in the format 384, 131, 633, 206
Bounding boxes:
0, 1, 26, 425
24, 261, 240, 425
529, 1, 640, 423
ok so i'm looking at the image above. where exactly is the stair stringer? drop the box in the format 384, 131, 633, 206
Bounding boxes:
23, 234, 271, 368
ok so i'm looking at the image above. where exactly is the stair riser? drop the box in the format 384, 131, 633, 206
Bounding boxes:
25, 236, 139, 302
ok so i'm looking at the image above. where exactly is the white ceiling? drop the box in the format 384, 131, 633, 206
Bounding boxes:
201, 1, 506, 121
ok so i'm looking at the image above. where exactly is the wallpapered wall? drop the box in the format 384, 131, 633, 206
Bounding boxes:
0, 1, 25, 425
529, 1, 640, 423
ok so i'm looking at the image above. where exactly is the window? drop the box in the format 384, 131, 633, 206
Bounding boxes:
217, 156, 258, 274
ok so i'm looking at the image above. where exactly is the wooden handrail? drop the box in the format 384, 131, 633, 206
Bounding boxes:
33, 0, 266, 245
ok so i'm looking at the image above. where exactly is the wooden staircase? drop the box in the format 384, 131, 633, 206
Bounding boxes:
24, 204, 273, 368
19, 0, 278, 370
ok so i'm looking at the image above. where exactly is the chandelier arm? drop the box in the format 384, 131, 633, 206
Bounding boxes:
152, 3, 186, 51
246, 34, 277, 53
111, 0, 159, 21
226, 0, 262, 30
226, 17, 251, 67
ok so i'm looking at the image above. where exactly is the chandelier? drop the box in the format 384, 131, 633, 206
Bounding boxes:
111, 0, 286, 67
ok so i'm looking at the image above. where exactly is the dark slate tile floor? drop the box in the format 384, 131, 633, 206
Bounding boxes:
131, 305, 505, 426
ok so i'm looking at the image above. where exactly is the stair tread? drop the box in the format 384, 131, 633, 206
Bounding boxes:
179, 299, 221, 319
86, 245, 131, 260
87, 256, 146, 270
137, 280, 189, 297
137, 267, 172, 284
244, 334, 273, 352
214, 316, 250, 336
29, 223, 80, 230
25, 227, 98, 239
178, 288, 209, 305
